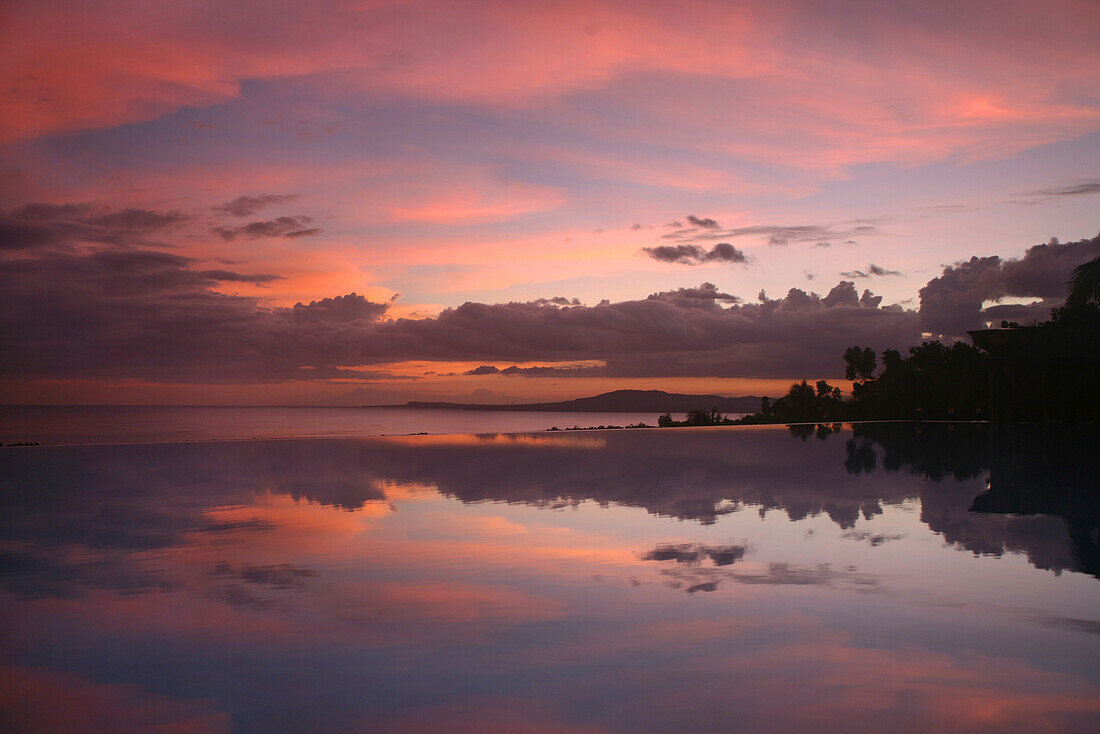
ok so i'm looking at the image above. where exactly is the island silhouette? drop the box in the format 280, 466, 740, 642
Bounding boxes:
374, 389, 763, 414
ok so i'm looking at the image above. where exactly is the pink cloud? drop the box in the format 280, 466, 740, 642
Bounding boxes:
389, 183, 566, 224
0, 0, 759, 142
6, 0, 1096, 173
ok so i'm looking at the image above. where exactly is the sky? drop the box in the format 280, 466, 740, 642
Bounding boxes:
1, 0, 1099, 405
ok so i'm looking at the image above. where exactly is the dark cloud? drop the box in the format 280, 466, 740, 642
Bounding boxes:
643, 245, 706, 264
285, 293, 390, 323
405, 283, 912, 379
214, 194, 303, 217
822, 281, 859, 307
213, 216, 321, 241
708, 242, 748, 262
1, 202, 190, 250
687, 214, 720, 229
12, 201, 1089, 384
0, 247, 366, 381
646, 282, 741, 309
841, 264, 903, 278
919, 233, 1100, 335
662, 222, 878, 247
642, 242, 747, 265
1026, 180, 1100, 198
499, 365, 590, 377
8, 203, 188, 230
197, 269, 281, 284
528, 296, 581, 307
9, 203, 97, 221
0, 217, 79, 250
860, 290, 883, 308
465, 364, 594, 377
0, 239, 915, 381
84, 209, 189, 230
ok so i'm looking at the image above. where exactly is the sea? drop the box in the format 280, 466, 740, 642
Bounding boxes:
0, 405, 708, 446
1, 415, 1097, 731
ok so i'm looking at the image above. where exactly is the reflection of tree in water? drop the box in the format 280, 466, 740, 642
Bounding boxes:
841, 422, 1100, 578
972, 424, 1100, 578
3, 424, 1096, 602
843, 422, 989, 481
787, 423, 844, 441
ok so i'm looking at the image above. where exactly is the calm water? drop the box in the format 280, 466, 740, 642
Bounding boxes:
0, 405, 690, 446
1, 423, 1098, 732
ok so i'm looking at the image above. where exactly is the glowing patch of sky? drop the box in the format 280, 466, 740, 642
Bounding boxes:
2, 0, 1098, 401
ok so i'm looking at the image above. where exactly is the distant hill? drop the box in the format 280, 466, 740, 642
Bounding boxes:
375, 389, 765, 413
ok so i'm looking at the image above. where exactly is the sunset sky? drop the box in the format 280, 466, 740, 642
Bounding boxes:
2, 0, 1099, 404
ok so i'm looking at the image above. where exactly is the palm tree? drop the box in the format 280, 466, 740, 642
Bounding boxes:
1066, 255, 1100, 309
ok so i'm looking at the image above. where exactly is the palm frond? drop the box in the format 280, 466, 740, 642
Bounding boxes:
1066, 256, 1100, 307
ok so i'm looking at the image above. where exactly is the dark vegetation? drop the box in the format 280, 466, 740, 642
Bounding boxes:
1050, 255, 1100, 324
728, 256, 1100, 426
657, 408, 737, 427
727, 339, 990, 425
547, 422, 652, 431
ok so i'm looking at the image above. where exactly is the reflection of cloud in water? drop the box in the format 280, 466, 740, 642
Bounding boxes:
652, 555, 881, 594
0, 422, 1095, 607
380, 432, 607, 449
641, 543, 749, 566
0, 425, 1098, 731
1030, 616, 1100, 636
0, 663, 230, 732
210, 562, 316, 589
841, 530, 906, 546
0, 544, 180, 599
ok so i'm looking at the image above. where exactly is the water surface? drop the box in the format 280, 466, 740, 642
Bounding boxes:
0, 405, 681, 446
1, 423, 1097, 732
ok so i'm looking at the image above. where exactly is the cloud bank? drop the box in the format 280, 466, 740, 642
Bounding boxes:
3, 203, 1097, 385
919, 234, 1100, 334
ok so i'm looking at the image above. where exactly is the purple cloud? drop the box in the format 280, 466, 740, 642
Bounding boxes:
642, 243, 748, 265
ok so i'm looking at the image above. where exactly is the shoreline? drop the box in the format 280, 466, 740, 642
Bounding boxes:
0, 418, 1015, 451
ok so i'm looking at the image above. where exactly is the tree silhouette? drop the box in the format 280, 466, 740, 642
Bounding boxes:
1050, 255, 1100, 324
737, 341, 990, 424
843, 346, 876, 381
1066, 255, 1100, 309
